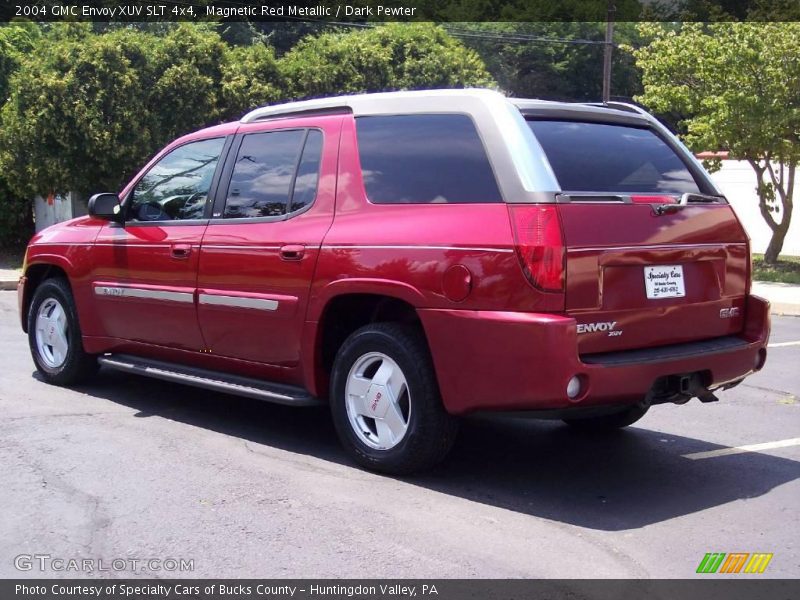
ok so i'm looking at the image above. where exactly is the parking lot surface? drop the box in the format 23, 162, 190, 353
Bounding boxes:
1, 291, 797, 578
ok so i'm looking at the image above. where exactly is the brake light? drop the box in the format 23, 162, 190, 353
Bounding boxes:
631, 195, 677, 204
508, 205, 565, 293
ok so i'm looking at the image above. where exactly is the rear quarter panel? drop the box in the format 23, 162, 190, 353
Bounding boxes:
307, 115, 559, 319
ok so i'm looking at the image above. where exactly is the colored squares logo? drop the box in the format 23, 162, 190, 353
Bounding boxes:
697, 553, 773, 574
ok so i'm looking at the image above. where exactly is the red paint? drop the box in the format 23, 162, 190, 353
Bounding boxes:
20, 111, 770, 415
442, 265, 472, 302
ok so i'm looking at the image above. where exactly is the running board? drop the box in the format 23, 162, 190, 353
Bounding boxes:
98, 354, 321, 407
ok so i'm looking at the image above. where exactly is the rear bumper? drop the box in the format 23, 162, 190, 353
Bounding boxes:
419, 295, 771, 415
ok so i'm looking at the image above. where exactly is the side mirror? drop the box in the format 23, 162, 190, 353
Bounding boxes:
88, 193, 122, 222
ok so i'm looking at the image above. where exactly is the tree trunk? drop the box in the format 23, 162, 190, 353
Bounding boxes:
764, 224, 789, 264
764, 161, 794, 264
748, 159, 795, 265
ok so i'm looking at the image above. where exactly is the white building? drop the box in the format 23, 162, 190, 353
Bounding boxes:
710, 160, 799, 257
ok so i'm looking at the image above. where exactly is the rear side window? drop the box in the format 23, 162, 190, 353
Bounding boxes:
290, 130, 323, 213
223, 129, 322, 219
356, 114, 502, 204
528, 120, 701, 195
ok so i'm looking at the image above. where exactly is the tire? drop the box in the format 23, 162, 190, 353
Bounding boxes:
330, 322, 458, 475
28, 277, 98, 386
563, 400, 650, 432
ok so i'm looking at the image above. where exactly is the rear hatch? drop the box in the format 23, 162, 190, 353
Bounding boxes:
527, 117, 749, 355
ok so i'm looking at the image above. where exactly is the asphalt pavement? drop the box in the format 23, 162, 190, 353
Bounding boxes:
0, 291, 797, 579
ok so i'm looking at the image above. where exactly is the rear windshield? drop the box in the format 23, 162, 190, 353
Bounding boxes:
528, 120, 701, 195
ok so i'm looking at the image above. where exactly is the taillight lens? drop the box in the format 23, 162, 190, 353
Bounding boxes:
508, 205, 565, 293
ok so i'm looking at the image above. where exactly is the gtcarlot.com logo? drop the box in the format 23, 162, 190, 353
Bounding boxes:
14, 554, 194, 573
696, 552, 773, 574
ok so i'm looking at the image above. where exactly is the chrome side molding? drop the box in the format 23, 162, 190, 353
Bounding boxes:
93, 285, 193, 303
198, 293, 279, 311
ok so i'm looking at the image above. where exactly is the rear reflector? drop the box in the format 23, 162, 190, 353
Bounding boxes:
508, 205, 565, 293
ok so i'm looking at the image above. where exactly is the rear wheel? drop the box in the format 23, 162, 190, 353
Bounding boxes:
330, 323, 458, 475
563, 400, 650, 431
28, 278, 98, 385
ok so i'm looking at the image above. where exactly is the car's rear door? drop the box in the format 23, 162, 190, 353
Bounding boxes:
526, 117, 749, 355
195, 114, 343, 366
91, 136, 231, 350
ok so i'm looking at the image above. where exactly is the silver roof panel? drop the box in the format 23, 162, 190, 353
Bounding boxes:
238, 89, 720, 199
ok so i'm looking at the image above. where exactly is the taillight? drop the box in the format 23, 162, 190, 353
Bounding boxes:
508, 204, 565, 293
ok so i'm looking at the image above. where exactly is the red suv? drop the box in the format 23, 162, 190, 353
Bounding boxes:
18, 89, 770, 474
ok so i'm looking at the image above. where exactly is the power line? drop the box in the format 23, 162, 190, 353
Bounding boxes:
317, 20, 613, 46
442, 25, 610, 46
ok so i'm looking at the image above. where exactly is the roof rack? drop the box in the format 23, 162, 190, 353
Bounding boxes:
240, 98, 354, 123
601, 101, 650, 116
239, 88, 508, 123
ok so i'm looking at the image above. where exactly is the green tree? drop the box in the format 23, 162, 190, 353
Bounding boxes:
149, 24, 229, 144
630, 23, 799, 263
280, 23, 494, 99
0, 24, 230, 197
0, 23, 41, 247
221, 43, 284, 120
451, 22, 642, 102
0, 22, 40, 102
0, 21, 493, 248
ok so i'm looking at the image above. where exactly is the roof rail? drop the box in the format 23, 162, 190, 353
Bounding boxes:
603, 101, 650, 116
240, 98, 353, 123
583, 101, 647, 116
240, 89, 508, 123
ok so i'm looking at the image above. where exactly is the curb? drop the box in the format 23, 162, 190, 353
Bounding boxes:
752, 281, 800, 317
768, 303, 800, 317
0, 279, 18, 291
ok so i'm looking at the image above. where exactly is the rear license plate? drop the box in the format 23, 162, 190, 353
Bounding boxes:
644, 265, 686, 299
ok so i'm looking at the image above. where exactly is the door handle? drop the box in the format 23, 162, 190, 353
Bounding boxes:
170, 244, 192, 259
280, 244, 305, 261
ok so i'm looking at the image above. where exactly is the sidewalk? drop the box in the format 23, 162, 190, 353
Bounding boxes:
752, 281, 800, 316
0, 267, 20, 291
0, 268, 797, 314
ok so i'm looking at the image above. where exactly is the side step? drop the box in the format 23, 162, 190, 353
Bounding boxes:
97, 354, 321, 407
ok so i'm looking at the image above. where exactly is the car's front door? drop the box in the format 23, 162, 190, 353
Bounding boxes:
91, 136, 230, 350
196, 115, 342, 366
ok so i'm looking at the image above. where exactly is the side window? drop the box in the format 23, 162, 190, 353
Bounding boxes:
290, 130, 323, 213
223, 129, 323, 219
129, 138, 225, 222
355, 114, 502, 204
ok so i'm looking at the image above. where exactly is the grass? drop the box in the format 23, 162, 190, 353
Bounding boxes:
752, 253, 800, 285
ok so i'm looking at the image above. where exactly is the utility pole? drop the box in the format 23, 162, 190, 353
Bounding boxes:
602, 0, 616, 103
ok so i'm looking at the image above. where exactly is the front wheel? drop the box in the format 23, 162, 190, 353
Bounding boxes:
563, 400, 650, 432
330, 323, 458, 475
28, 278, 98, 386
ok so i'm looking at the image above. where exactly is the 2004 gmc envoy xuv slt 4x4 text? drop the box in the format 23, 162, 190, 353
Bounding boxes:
18, 89, 770, 474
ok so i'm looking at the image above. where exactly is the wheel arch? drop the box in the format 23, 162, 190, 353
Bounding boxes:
304, 285, 431, 400
20, 260, 72, 333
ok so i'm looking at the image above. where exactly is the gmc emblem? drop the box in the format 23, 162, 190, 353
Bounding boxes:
719, 307, 741, 319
